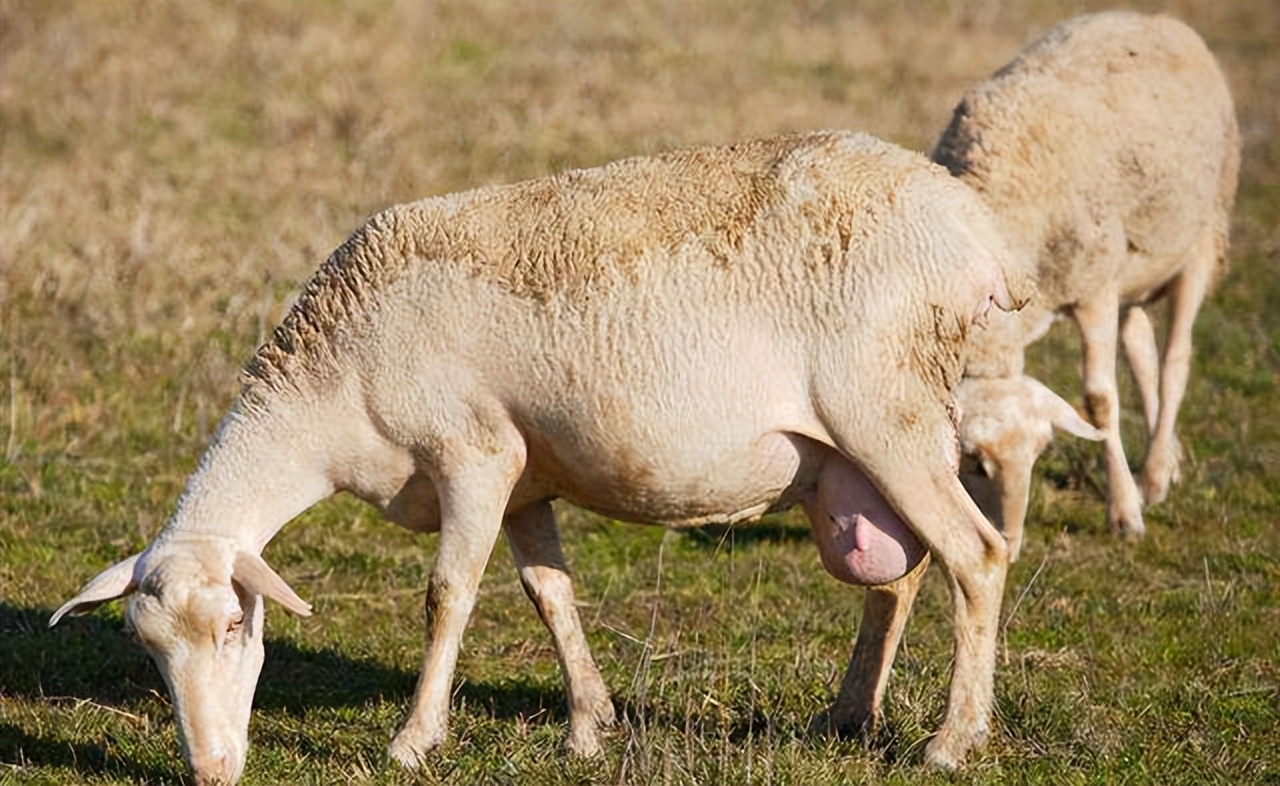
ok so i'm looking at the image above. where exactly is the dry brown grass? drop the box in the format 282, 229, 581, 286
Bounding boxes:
2, 2, 1274, 386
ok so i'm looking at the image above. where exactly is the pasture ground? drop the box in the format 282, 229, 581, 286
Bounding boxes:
1, 1, 1277, 784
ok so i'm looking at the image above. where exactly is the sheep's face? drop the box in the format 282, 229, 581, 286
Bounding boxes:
52, 546, 309, 785
126, 557, 264, 786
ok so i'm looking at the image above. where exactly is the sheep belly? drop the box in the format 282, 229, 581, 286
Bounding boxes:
803, 458, 928, 586
521, 429, 819, 528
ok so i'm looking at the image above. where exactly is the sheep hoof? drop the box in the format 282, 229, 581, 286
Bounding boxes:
1108, 501, 1146, 541
1141, 473, 1171, 506
922, 738, 963, 770
565, 725, 604, 758
387, 724, 445, 770
564, 697, 616, 756
807, 705, 877, 740
1141, 456, 1180, 505
922, 723, 987, 770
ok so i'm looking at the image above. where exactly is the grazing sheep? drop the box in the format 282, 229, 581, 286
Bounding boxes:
50, 130, 1029, 783
933, 11, 1240, 545
956, 374, 1104, 560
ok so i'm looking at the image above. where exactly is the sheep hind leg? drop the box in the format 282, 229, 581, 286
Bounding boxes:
1142, 236, 1215, 505
865, 464, 1006, 769
1120, 306, 1161, 438
809, 553, 930, 740
504, 500, 615, 756
824, 405, 1008, 769
387, 433, 526, 768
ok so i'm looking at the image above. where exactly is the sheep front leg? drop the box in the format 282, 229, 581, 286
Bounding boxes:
810, 553, 930, 739
1074, 293, 1146, 538
1142, 235, 1215, 505
504, 501, 615, 756
388, 444, 525, 768
992, 447, 1042, 563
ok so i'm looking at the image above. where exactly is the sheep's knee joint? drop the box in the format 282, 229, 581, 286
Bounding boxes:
1083, 391, 1112, 428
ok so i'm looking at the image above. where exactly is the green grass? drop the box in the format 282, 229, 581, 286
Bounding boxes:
2, 1, 1278, 784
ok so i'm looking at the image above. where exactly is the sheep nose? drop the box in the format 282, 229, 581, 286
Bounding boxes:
191, 746, 240, 786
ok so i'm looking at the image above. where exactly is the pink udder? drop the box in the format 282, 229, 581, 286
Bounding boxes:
803, 456, 927, 586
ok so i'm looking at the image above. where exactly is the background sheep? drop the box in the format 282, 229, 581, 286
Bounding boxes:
50, 130, 1026, 782
932, 10, 1241, 548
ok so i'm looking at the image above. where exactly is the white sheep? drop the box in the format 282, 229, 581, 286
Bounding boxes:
956, 374, 1104, 560
50, 130, 1029, 783
934, 11, 1240, 550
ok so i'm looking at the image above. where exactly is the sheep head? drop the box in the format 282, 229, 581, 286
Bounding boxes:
50, 547, 310, 786
955, 375, 1104, 560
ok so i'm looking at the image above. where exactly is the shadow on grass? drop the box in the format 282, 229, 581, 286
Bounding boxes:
610, 693, 907, 763
0, 602, 162, 704
0, 722, 188, 785
3, 600, 912, 777
0, 603, 184, 780
1, 600, 573, 775
683, 517, 813, 550
4, 601, 569, 714
256, 637, 570, 726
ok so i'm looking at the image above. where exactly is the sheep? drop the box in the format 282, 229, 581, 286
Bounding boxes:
933, 11, 1240, 550
50, 129, 1031, 783
956, 374, 1104, 560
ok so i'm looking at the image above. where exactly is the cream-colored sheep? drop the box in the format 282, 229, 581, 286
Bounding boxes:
51, 130, 1028, 783
934, 11, 1240, 546
956, 374, 1104, 560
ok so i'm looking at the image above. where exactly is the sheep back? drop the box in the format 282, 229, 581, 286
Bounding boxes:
246, 130, 1021, 405
932, 11, 1240, 314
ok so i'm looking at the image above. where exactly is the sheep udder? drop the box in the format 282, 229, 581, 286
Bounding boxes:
805, 458, 928, 586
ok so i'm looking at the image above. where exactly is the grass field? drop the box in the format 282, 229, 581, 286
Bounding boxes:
2, 1, 1277, 784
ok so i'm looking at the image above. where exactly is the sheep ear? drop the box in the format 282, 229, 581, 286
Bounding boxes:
1029, 380, 1104, 441
49, 553, 142, 627
232, 551, 312, 617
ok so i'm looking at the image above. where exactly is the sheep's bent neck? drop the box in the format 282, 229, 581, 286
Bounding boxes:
155, 397, 337, 553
